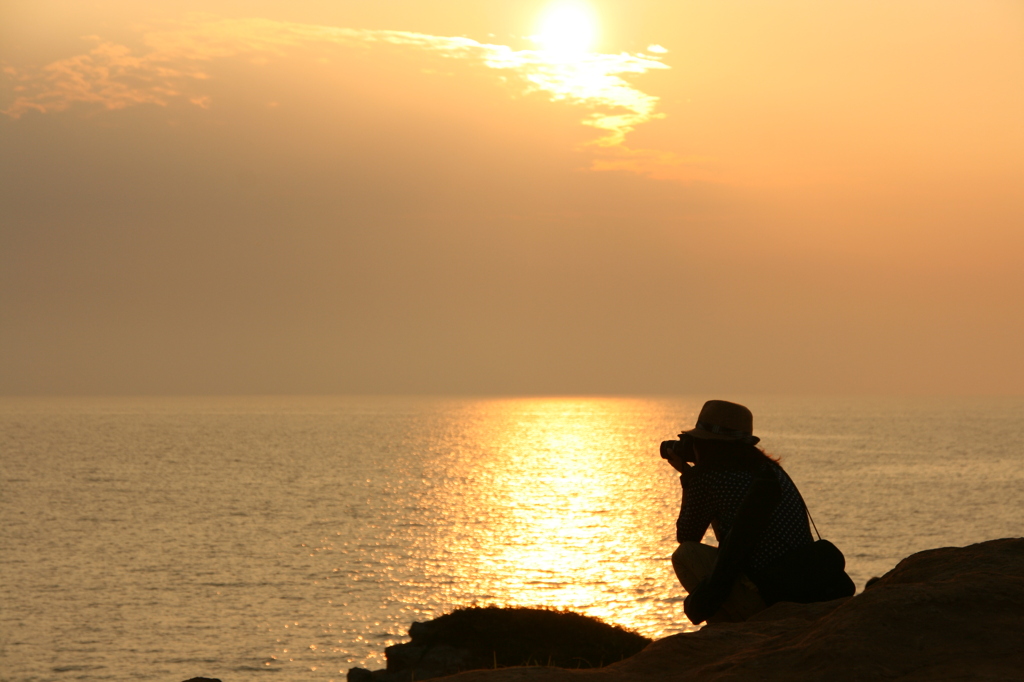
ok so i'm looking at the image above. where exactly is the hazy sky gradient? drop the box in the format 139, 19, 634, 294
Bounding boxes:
2, 1, 1022, 395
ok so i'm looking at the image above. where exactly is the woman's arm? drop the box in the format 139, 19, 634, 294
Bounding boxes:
676, 466, 713, 543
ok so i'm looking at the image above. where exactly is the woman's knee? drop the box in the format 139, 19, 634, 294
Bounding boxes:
672, 542, 717, 592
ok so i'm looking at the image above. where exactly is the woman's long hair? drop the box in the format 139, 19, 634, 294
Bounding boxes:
693, 438, 780, 471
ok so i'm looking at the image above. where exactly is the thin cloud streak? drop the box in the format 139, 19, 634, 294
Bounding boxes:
3, 16, 675, 160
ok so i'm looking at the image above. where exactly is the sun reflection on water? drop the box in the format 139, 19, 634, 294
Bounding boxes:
416, 397, 695, 637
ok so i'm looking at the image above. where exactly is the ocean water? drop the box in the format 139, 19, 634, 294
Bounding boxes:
1, 395, 1022, 682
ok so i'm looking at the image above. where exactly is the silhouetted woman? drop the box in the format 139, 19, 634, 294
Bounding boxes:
661, 400, 855, 624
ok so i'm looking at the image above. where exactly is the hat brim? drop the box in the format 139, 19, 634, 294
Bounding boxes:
680, 426, 760, 445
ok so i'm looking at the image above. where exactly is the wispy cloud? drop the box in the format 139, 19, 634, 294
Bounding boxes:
3, 16, 700, 178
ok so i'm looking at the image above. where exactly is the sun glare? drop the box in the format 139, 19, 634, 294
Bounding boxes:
537, 1, 598, 57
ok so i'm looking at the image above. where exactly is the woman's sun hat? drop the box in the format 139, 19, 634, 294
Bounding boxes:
679, 400, 760, 445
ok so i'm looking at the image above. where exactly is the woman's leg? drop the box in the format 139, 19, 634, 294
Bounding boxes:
672, 542, 767, 623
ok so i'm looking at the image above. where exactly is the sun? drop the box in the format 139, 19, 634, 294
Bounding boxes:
537, 1, 598, 57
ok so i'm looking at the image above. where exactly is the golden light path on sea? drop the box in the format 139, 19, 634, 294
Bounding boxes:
412, 397, 697, 637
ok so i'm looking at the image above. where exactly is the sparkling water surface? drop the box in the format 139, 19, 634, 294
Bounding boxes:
2, 396, 1022, 682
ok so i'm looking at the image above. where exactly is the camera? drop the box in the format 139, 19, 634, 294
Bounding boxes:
660, 433, 696, 462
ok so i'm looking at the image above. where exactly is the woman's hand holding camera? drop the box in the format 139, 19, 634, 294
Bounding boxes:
660, 437, 695, 474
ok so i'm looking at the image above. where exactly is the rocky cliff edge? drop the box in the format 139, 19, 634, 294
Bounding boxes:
419, 538, 1024, 682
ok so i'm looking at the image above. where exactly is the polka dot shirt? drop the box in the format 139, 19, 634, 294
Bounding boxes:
676, 463, 814, 572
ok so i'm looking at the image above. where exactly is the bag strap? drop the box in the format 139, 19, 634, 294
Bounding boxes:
805, 504, 822, 541
796, 488, 822, 541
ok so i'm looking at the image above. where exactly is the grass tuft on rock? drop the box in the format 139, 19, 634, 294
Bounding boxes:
407, 605, 651, 669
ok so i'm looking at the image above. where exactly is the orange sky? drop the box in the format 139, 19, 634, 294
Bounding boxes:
2, 0, 1022, 395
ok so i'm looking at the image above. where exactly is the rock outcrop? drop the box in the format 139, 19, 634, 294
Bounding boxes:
348, 606, 651, 682
351, 538, 1024, 682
